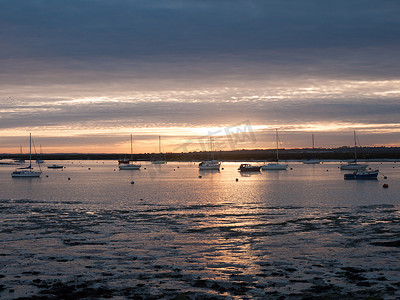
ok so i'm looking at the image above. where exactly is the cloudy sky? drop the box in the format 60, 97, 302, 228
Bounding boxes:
1, 0, 400, 153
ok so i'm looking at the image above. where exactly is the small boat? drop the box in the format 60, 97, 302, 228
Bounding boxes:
340, 131, 368, 170
47, 164, 64, 169
119, 163, 141, 170
262, 129, 288, 170
344, 168, 379, 180
199, 160, 221, 170
11, 134, 42, 178
238, 164, 261, 172
199, 137, 221, 170
119, 135, 141, 170
303, 134, 320, 164
118, 158, 130, 165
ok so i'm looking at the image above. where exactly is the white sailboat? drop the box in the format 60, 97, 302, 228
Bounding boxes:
151, 136, 167, 164
303, 134, 320, 164
119, 135, 141, 170
199, 137, 221, 170
262, 129, 288, 170
11, 133, 42, 178
340, 131, 368, 170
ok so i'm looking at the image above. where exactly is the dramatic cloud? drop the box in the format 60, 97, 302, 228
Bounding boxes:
1, 0, 400, 152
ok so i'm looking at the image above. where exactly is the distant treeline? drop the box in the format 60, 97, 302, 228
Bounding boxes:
1, 147, 400, 161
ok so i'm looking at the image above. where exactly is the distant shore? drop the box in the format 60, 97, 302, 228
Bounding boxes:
1, 146, 400, 162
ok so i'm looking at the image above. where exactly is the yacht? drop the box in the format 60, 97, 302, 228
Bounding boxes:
12, 134, 42, 178
262, 129, 288, 170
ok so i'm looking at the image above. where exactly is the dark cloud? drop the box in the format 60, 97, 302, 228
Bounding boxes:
1, 0, 400, 59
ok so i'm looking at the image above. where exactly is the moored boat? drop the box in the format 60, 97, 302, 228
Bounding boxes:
11, 134, 42, 178
199, 137, 221, 171
47, 164, 64, 169
340, 131, 368, 170
119, 135, 141, 170
238, 164, 261, 172
262, 129, 288, 170
344, 168, 379, 180
199, 160, 221, 170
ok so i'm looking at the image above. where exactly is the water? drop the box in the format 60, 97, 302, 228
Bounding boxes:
1, 161, 399, 299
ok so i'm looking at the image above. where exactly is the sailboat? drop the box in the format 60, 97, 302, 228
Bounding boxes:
119, 135, 141, 170
303, 134, 320, 164
340, 131, 368, 170
151, 136, 167, 164
199, 137, 221, 170
262, 129, 288, 170
11, 133, 42, 178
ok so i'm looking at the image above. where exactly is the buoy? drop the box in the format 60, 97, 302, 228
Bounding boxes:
131, 181, 135, 184
174, 169, 176, 171
290, 168, 293, 170
144, 168, 146, 170
177, 166, 179, 168
384, 176, 387, 179
68, 177, 70, 180
236, 178, 239, 182
88, 168, 91, 170
46, 175, 49, 177
383, 184, 389, 188
140, 198, 143, 200
222, 168, 224, 170
199, 175, 202, 178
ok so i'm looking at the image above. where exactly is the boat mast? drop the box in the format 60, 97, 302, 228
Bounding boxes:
354, 131, 357, 163
312, 134, 315, 151
29, 133, 32, 170
159, 136, 161, 153
276, 129, 279, 162
210, 137, 214, 160
130, 134, 133, 161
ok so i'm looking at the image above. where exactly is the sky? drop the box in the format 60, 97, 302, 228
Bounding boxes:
1, 0, 400, 154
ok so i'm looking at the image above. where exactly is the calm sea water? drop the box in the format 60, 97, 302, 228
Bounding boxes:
1, 161, 399, 299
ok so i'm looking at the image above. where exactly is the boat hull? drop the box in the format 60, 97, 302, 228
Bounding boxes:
47, 165, 63, 169
12, 171, 42, 178
119, 164, 141, 170
344, 170, 378, 180
199, 161, 221, 170
303, 160, 320, 164
238, 164, 261, 172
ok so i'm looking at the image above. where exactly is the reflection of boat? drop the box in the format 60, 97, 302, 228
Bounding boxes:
11, 134, 42, 178
47, 164, 64, 169
199, 137, 221, 170
340, 131, 368, 170
119, 135, 141, 170
151, 136, 167, 164
303, 134, 320, 164
238, 164, 261, 172
262, 129, 288, 170
344, 168, 378, 180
